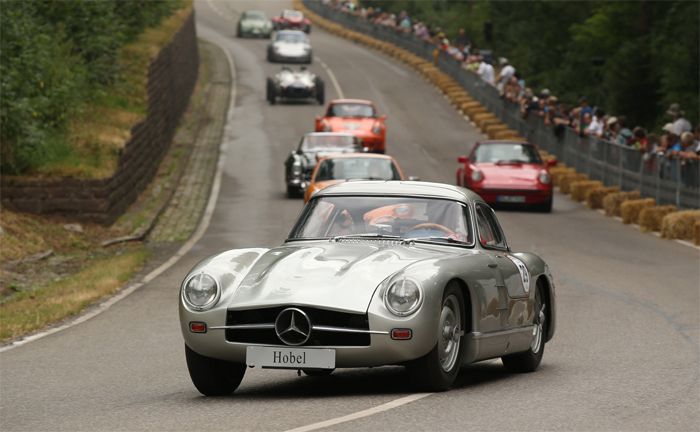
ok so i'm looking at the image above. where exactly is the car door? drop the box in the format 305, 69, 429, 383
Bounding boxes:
475, 204, 529, 299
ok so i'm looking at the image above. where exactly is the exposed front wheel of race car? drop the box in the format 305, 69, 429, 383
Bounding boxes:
315, 78, 325, 105
286, 184, 302, 198
267, 47, 275, 63
501, 283, 547, 373
306, 53, 313, 64
266, 78, 277, 105
185, 345, 246, 396
407, 282, 465, 391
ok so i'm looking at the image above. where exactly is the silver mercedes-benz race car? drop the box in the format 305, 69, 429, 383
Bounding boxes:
180, 181, 556, 396
267, 30, 312, 64
267, 67, 324, 105
284, 132, 362, 198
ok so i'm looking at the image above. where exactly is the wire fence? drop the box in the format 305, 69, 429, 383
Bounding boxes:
306, 1, 700, 209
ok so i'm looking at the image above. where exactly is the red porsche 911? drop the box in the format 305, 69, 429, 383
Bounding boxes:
456, 140, 556, 212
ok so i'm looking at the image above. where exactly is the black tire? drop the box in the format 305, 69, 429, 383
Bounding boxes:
185, 345, 246, 396
267, 47, 275, 63
266, 78, 276, 105
302, 368, 334, 377
306, 53, 313, 64
537, 197, 553, 213
315, 78, 325, 105
236, 25, 242, 38
286, 184, 301, 198
407, 282, 465, 392
501, 284, 546, 373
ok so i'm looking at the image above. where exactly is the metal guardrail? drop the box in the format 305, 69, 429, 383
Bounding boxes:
305, 1, 700, 209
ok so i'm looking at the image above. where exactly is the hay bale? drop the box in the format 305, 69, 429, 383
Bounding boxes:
695, 221, 700, 245
602, 191, 640, 216
585, 186, 619, 209
550, 167, 575, 185
479, 118, 502, 133
620, 198, 656, 224
638, 205, 677, 232
559, 173, 588, 194
660, 210, 700, 240
570, 180, 603, 201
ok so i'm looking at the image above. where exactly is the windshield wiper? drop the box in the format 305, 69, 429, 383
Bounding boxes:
402, 236, 469, 245
331, 233, 401, 242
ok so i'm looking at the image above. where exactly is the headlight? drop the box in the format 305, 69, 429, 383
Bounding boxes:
322, 122, 332, 132
371, 122, 382, 134
182, 273, 219, 311
384, 278, 422, 316
471, 170, 484, 182
538, 170, 551, 184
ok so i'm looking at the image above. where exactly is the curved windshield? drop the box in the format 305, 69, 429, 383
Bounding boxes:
314, 158, 400, 182
276, 32, 307, 43
302, 135, 359, 152
328, 103, 375, 118
283, 10, 303, 19
244, 11, 267, 20
289, 196, 473, 245
473, 143, 542, 164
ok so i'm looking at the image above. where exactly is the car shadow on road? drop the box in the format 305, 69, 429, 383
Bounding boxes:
198, 361, 518, 400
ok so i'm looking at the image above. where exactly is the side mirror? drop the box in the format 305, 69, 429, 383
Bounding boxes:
457, 156, 468, 164
408, 176, 420, 181
546, 158, 557, 167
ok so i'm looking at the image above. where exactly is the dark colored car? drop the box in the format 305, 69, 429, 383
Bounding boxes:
284, 132, 362, 198
266, 67, 324, 105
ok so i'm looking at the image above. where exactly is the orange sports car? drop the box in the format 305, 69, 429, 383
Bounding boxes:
304, 153, 405, 202
314, 99, 387, 153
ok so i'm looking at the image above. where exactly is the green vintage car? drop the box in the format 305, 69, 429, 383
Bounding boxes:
237, 10, 273, 38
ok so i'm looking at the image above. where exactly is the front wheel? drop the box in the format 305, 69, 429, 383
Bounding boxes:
266, 78, 277, 105
315, 78, 325, 105
501, 284, 546, 373
536, 197, 553, 213
185, 345, 246, 396
407, 283, 465, 391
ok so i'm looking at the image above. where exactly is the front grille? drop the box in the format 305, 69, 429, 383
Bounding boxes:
282, 87, 311, 98
225, 306, 370, 346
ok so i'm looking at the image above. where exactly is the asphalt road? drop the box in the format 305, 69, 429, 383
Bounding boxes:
2, 1, 698, 431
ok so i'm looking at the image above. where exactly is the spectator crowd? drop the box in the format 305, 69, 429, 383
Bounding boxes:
322, 0, 700, 182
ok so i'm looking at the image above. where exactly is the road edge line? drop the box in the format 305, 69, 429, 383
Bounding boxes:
0, 39, 238, 354
316, 55, 344, 99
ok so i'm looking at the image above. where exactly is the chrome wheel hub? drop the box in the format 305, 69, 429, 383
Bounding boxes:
438, 294, 461, 373
531, 292, 546, 354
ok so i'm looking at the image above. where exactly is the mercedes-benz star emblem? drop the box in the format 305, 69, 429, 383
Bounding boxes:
274, 308, 311, 346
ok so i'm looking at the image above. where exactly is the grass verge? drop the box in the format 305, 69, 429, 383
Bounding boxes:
0, 247, 148, 341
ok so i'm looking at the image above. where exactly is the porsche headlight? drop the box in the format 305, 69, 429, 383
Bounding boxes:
538, 170, 551, 184
471, 170, 484, 182
371, 122, 382, 134
182, 273, 219, 311
384, 278, 422, 316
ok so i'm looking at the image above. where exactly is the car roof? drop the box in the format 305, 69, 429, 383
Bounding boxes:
328, 99, 374, 105
477, 139, 530, 145
315, 180, 485, 204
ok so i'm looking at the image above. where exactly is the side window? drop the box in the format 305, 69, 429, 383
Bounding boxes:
476, 204, 506, 249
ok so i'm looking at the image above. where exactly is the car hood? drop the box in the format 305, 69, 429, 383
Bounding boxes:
478, 163, 543, 187
273, 41, 309, 53
326, 117, 376, 133
228, 241, 450, 313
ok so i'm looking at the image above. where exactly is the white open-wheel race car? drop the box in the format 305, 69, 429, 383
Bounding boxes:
267, 67, 324, 105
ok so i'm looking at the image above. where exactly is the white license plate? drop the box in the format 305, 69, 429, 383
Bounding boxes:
497, 195, 526, 203
246, 346, 335, 369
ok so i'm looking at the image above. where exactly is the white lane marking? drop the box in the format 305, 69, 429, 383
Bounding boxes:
315, 55, 344, 99
0, 39, 239, 353
284, 393, 432, 432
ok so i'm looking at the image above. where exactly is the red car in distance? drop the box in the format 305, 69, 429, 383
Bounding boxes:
272, 9, 311, 33
315, 99, 387, 153
456, 140, 556, 212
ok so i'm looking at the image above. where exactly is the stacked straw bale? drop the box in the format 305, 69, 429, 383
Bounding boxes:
660, 210, 700, 240
570, 180, 602, 202
603, 191, 640, 216
559, 173, 588, 194
586, 186, 619, 209
638, 205, 677, 232
620, 198, 656, 224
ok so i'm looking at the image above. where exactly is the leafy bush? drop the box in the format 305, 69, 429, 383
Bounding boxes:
0, 0, 183, 175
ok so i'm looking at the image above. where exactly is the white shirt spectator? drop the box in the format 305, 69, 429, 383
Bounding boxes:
673, 118, 692, 135
586, 116, 604, 137
477, 62, 495, 85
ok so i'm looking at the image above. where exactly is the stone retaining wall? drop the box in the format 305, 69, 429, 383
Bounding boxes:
0, 12, 199, 225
